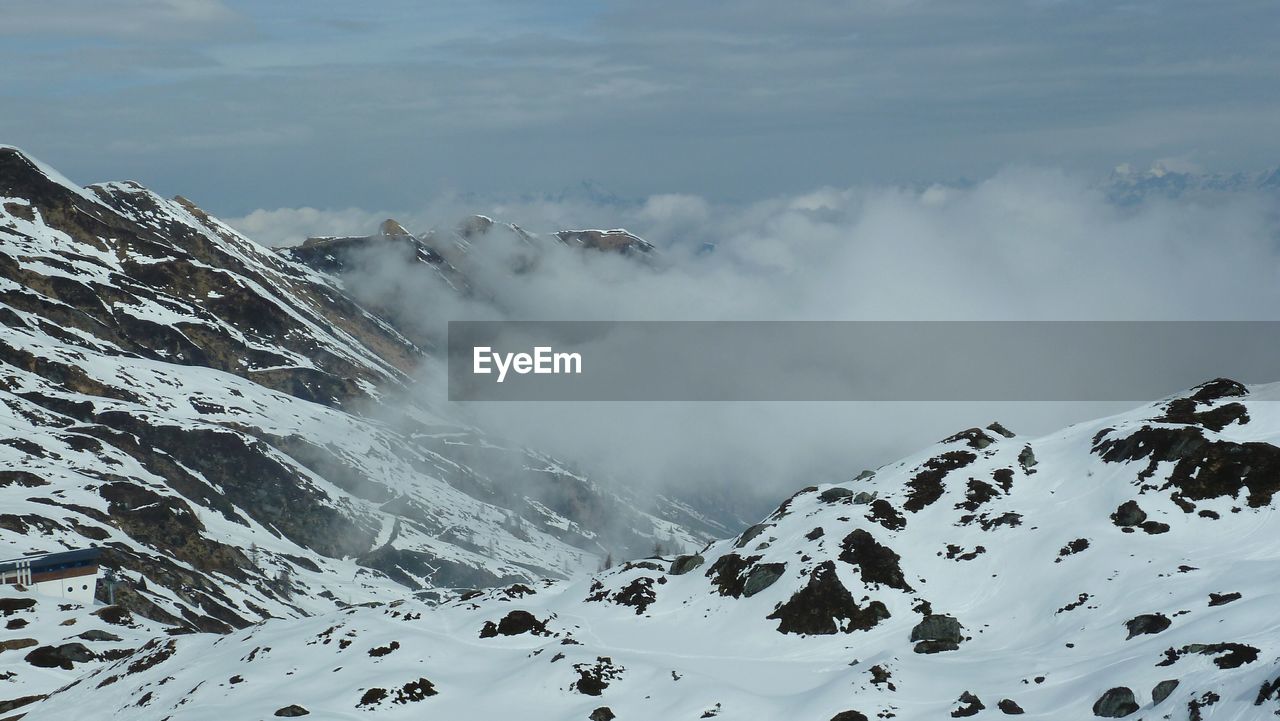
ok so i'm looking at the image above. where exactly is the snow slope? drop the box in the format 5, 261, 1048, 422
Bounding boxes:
0, 147, 719, 709
23, 378, 1280, 720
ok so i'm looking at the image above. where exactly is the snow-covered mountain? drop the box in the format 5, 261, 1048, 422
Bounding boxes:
0, 146, 732, 708
1103, 162, 1280, 204
11, 376, 1280, 720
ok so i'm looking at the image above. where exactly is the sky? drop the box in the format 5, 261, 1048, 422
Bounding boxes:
2, 0, 1279, 216
5, 1, 1280, 515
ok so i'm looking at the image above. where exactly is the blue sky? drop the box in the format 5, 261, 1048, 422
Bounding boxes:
2, 0, 1278, 215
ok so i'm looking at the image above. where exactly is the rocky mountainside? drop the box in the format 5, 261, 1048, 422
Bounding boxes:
13, 377, 1280, 720
0, 145, 723, 662
1103, 162, 1280, 204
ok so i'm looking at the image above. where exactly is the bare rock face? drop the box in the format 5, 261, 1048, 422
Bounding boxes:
767, 561, 890, 635
1092, 687, 1138, 718
910, 614, 964, 654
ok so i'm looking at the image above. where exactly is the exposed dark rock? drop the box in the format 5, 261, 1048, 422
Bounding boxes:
1018, 446, 1038, 472
357, 688, 387, 707
76, 629, 121, 642
1091, 687, 1138, 717
767, 561, 889, 635
1124, 613, 1171, 639
274, 705, 310, 717
573, 657, 623, 696
1152, 679, 1179, 705
392, 677, 438, 703
590, 707, 616, 721
479, 610, 550, 638
669, 554, 705, 575
1056, 538, 1089, 562
1188, 691, 1220, 721
818, 487, 855, 503
997, 698, 1024, 714
612, 576, 659, 612
1208, 592, 1241, 607
987, 422, 1015, 438
952, 691, 985, 717
23, 642, 94, 670
705, 554, 766, 598
1093, 425, 1280, 508
904, 451, 976, 512
852, 492, 876, 505
911, 614, 964, 654
1158, 642, 1259, 669
839, 529, 913, 591
829, 712, 869, 721
943, 428, 996, 449
742, 564, 786, 598
866, 499, 907, 531
1111, 501, 1147, 527
1257, 674, 1280, 705
735, 523, 771, 548
0, 597, 36, 616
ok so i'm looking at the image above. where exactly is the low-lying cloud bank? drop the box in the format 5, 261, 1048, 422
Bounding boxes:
228, 167, 1280, 514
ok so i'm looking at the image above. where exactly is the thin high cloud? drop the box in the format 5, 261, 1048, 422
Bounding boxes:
4, 1, 1277, 213
229, 167, 1280, 513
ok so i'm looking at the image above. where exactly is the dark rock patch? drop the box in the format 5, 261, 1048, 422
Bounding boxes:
368, 641, 400, 657
957, 479, 1000, 512
1152, 679, 1179, 705
805, 527, 824, 541
987, 422, 1015, 438
1124, 613, 1171, 639
767, 561, 889, 635
573, 657, 623, 696
1111, 501, 1147, 527
1093, 425, 1280, 509
735, 523, 771, 548
669, 554, 704, 575
590, 707, 616, 721
911, 614, 964, 654
479, 610, 550, 638
705, 554, 766, 598
274, 705, 310, 717
839, 529, 913, 591
392, 677, 438, 703
943, 428, 996, 449
0, 598, 36, 616
1208, 592, 1241, 607
952, 691, 985, 717
904, 451, 976, 512
819, 487, 855, 503
1158, 642, 1259, 669
1056, 538, 1089, 562
866, 499, 907, 531
1187, 691, 1220, 721
358, 688, 388, 707
1092, 687, 1138, 717
742, 564, 786, 598
830, 712, 869, 721
24, 642, 94, 670
613, 576, 659, 612
997, 698, 1024, 714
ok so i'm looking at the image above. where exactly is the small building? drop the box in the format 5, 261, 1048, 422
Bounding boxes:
0, 548, 101, 603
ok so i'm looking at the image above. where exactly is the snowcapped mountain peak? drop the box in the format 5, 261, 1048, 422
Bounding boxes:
13, 375, 1280, 720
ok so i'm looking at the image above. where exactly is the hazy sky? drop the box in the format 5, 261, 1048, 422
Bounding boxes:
3, 0, 1278, 216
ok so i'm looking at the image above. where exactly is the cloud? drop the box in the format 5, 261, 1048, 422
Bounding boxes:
0, 0, 241, 38
227, 167, 1280, 515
